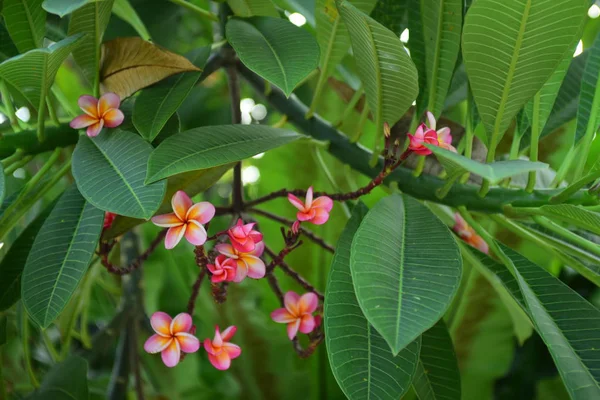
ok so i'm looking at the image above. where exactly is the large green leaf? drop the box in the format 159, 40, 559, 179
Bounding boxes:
462, 0, 587, 150
422, 0, 462, 117
3, 0, 45, 53
407, 0, 428, 115
0, 22, 19, 62
133, 47, 210, 142
413, 319, 461, 400
226, 16, 320, 96
427, 145, 548, 184
42, 0, 91, 16
473, 245, 600, 399
575, 33, 600, 143
22, 186, 103, 328
538, 204, 600, 236
31, 356, 89, 400
325, 203, 421, 400
112, 0, 151, 40
68, 0, 115, 86
226, 0, 278, 17
0, 201, 55, 311
338, 0, 418, 131
0, 34, 83, 110
350, 194, 462, 354
72, 130, 167, 220
371, 0, 406, 35
146, 125, 301, 183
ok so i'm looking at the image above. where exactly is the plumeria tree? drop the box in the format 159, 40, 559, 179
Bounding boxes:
1, 0, 600, 399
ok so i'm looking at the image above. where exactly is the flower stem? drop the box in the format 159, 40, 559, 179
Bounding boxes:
0, 79, 20, 131
22, 315, 40, 388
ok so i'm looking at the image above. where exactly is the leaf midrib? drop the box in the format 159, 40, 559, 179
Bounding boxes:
319, 16, 341, 77
427, 0, 446, 113
362, 16, 383, 136
251, 23, 289, 93
20, 0, 40, 49
395, 197, 407, 353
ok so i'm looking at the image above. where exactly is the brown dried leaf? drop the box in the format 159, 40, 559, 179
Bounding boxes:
99, 37, 200, 99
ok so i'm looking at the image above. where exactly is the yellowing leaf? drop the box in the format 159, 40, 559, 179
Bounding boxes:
99, 37, 200, 99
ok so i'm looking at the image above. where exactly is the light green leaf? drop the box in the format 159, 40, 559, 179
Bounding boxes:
407, 0, 428, 115
72, 130, 167, 219
42, 0, 92, 16
427, 144, 548, 184
539, 204, 600, 236
226, 0, 279, 17
68, 0, 115, 87
338, 0, 419, 131
31, 356, 89, 400
133, 47, 210, 142
350, 194, 462, 355
422, 0, 462, 117
413, 319, 461, 400
325, 203, 421, 400
226, 16, 320, 96
0, 34, 83, 111
22, 186, 103, 328
146, 125, 301, 183
462, 0, 587, 150
575, 33, 600, 143
4, 0, 46, 52
0, 163, 4, 204
475, 244, 600, 399
113, 0, 151, 40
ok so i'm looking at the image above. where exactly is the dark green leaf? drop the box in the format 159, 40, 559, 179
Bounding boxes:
372, 0, 406, 35
575, 33, 600, 143
407, 0, 428, 115
3, 0, 46, 52
113, 0, 151, 40
0, 163, 4, 204
0, 316, 6, 346
350, 194, 462, 354
72, 130, 167, 219
22, 186, 103, 328
32, 356, 89, 400
325, 203, 421, 400
226, 16, 320, 96
227, 0, 279, 17
146, 125, 301, 183
539, 204, 600, 236
0, 22, 19, 62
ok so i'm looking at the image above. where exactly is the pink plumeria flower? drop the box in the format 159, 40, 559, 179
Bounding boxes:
453, 213, 489, 254
151, 191, 215, 249
203, 325, 241, 371
270, 291, 318, 340
207, 254, 238, 283
215, 241, 265, 282
407, 111, 456, 155
288, 187, 333, 226
227, 219, 263, 253
70, 93, 124, 137
103, 212, 116, 229
144, 312, 200, 368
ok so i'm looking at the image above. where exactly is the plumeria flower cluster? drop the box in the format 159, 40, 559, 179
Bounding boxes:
453, 213, 489, 254
288, 186, 333, 234
70, 93, 124, 137
271, 291, 319, 340
214, 220, 266, 282
407, 111, 456, 156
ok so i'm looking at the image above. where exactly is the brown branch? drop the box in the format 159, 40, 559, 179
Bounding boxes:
211, 281, 229, 304
292, 328, 324, 359
267, 274, 285, 307
187, 269, 206, 315
100, 230, 167, 275
264, 246, 324, 300
265, 240, 303, 273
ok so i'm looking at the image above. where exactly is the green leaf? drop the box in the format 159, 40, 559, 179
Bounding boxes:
0, 22, 19, 62
372, 0, 406, 35
226, 16, 320, 96
0, 201, 55, 311
315, 0, 377, 79
462, 0, 587, 149
72, 130, 167, 219
32, 356, 89, 400
226, 0, 279, 17
350, 194, 462, 354
68, 0, 115, 87
42, 0, 91, 16
325, 203, 421, 400
407, 0, 428, 115
422, 0, 462, 117
146, 125, 301, 183
0, 34, 83, 111
22, 186, 103, 328
539, 204, 600, 236
133, 47, 210, 142
413, 319, 461, 400
0, 163, 4, 205
338, 0, 419, 130
575, 33, 600, 143
3, 0, 46, 52
475, 244, 600, 399
427, 145, 548, 184
112, 0, 151, 40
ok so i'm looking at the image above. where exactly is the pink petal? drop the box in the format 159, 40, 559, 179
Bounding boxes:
216, 243, 237, 258
186, 202, 215, 224
414, 124, 425, 139
426, 111, 436, 130
305, 186, 313, 208
165, 225, 186, 249
250, 241, 264, 257
298, 292, 318, 314
223, 343, 241, 359
297, 209, 316, 222
437, 127, 452, 144
175, 332, 200, 353
70, 114, 98, 129
98, 92, 121, 115
242, 222, 255, 235
172, 191, 192, 220
284, 292, 300, 315
150, 312, 172, 336
233, 259, 248, 282
271, 308, 296, 324
299, 314, 316, 334
231, 237, 254, 253
243, 255, 265, 279
249, 231, 263, 242
210, 272, 226, 283
86, 119, 104, 137
151, 213, 183, 228
78, 95, 98, 117
203, 339, 217, 355
213, 326, 223, 347
103, 108, 124, 128
221, 326, 237, 342
184, 220, 207, 246
312, 196, 333, 212
144, 334, 172, 354
287, 319, 301, 340
208, 352, 231, 370
310, 208, 330, 225
288, 194, 306, 212
161, 339, 181, 368
207, 262, 219, 274
170, 313, 193, 334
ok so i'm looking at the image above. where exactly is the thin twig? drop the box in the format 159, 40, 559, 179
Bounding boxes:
291, 329, 324, 359
187, 269, 207, 315
265, 240, 303, 273
267, 274, 285, 307
264, 246, 324, 300
100, 230, 167, 275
